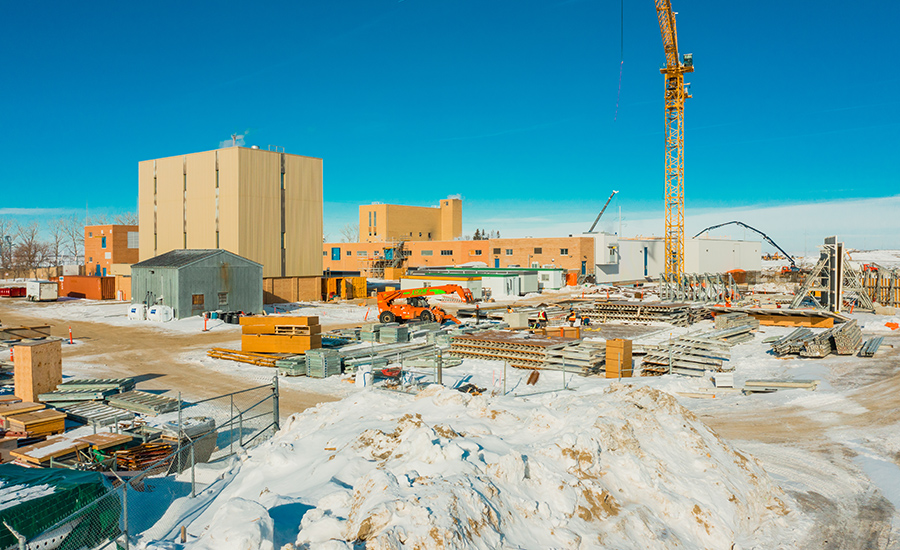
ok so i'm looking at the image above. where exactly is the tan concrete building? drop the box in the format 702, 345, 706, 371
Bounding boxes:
138, 147, 323, 278
360, 197, 462, 243
324, 236, 594, 277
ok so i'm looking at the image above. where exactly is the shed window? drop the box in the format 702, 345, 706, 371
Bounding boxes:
533, 248, 542, 254
218, 292, 228, 306
192, 294, 204, 306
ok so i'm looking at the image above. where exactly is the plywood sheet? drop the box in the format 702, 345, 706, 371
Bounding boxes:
240, 316, 318, 327
11, 436, 88, 464
77, 432, 133, 450
242, 334, 322, 354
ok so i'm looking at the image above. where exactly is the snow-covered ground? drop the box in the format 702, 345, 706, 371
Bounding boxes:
139, 384, 807, 550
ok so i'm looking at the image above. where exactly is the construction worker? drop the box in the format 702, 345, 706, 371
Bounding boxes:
506, 305, 514, 313
567, 309, 578, 326
537, 309, 548, 328
581, 315, 591, 327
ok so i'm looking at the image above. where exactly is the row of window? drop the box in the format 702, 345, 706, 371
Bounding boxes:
325, 247, 573, 259
191, 292, 228, 307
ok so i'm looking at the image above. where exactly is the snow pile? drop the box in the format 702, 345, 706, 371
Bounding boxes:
145, 384, 800, 549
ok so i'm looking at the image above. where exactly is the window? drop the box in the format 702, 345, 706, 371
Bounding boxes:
493, 248, 501, 255
368, 211, 372, 226
541, 274, 550, 282
470, 250, 482, 256
105, 252, 111, 259
505, 249, 513, 256
374, 250, 380, 256
192, 294, 204, 306
534, 248, 542, 254
531, 262, 539, 268
323, 251, 327, 256
89, 257, 93, 262
427, 232, 432, 239
357, 251, 367, 257
421, 250, 433, 256
560, 248, 569, 255
441, 250, 453, 256
373, 212, 377, 227
101, 236, 107, 249
402, 250, 412, 257
419, 232, 422, 237
127, 231, 139, 249
218, 292, 228, 306
346, 250, 351, 256
88, 231, 92, 237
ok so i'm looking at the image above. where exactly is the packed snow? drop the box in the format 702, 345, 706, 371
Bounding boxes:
0, 480, 56, 512
139, 384, 807, 549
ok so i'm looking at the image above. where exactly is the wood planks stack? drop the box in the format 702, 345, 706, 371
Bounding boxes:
4, 409, 66, 438
240, 316, 322, 354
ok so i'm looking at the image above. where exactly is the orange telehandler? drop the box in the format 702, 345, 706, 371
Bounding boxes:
376, 284, 475, 324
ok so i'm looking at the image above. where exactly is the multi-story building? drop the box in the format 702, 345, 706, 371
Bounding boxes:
323, 236, 595, 277
84, 224, 139, 277
138, 146, 323, 279
359, 197, 462, 243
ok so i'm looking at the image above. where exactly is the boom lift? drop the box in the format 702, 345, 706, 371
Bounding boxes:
587, 190, 619, 233
376, 284, 475, 324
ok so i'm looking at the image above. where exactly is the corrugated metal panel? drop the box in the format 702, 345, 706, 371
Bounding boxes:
284, 154, 323, 278
238, 148, 281, 277
186, 150, 218, 248
138, 160, 155, 261
156, 155, 187, 255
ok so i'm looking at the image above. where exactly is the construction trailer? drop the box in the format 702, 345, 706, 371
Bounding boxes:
131, 249, 263, 319
58, 275, 116, 300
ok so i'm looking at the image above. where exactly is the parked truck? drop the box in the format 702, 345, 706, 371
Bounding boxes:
26, 280, 58, 302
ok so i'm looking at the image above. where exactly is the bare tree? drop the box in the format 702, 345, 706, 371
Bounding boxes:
340, 223, 359, 243
61, 213, 86, 263
13, 222, 49, 272
47, 218, 66, 267
0, 217, 15, 269
114, 211, 138, 225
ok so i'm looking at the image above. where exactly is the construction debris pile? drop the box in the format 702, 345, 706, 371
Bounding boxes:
770, 320, 863, 358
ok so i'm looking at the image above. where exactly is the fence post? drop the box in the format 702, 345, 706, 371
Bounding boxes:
190, 445, 196, 498
177, 392, 183, 473
123, 483, 129, 550
272, 376, 280, 432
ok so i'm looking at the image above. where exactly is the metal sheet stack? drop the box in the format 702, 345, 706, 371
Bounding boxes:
714, 312, 760, 331
449, 330, 574, 370
542, 340, 606, 375
361, 323, 391, 342
379, 325, 409, 343
581, 301, 701, 327
274, 356, 307, 377
37, 378, 136, 405
107, 391, 179, 416
59, 401, 135, 426
305, 349, 343, 378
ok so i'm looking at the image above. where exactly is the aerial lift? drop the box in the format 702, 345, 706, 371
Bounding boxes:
376, 284, 475, 324
587, 190, 619, 233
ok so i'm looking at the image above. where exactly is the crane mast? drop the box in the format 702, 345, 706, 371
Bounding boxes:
656, 0, 692, 277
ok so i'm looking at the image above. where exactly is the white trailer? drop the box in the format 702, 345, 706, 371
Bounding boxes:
26, 280, 58, 302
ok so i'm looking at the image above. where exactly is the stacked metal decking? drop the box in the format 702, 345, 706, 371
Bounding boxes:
59, 401, 136, 426
771, 320, 863, 358
274, 356, 307, 377
449, 330, 575, 369
714, 312, 760, 331
543, 340, 606, 375
306, 349, 343, 378
641, 322, 756, 376
580, 301, 703, 327
107, 391, 180, 416
860, 337, 884, 357
37, 378, 136, 404
342, 342, 437, 371
379, 325, 409, 344
361, 323, 392, 342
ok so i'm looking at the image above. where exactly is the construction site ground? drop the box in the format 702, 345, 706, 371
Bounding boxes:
2, 296, 900, 547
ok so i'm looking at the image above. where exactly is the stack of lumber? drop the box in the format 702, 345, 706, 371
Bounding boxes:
714, 312, 760, 331
542, 340, 605, 375
580, 301, 701, 327
771, 320, 863, 358
240, 316, 321, 354
207, 347, 288, 367
306, 349, 342, 378
107, 391, 179, 416
10, 432, 133, 466
114, 442, 174, 470
449, 330, 574, 370
4, 409, 66, 438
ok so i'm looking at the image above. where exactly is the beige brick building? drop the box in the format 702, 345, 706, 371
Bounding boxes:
138, 147, 323, 278
359, 198, 462, 243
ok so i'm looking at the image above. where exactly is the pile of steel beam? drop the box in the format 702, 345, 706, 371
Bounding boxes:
449, 330, 573, 370
771, 320, 862, 358
860, 336, 884, 357
714, 312, 760, 331
542, 340, 606, 375
580, 301, 702, 327
640, 322, 756, 376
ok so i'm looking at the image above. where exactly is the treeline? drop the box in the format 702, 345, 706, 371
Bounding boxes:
0, 212, 137, 274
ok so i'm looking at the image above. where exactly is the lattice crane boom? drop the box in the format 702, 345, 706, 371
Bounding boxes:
656, 0, 692, 277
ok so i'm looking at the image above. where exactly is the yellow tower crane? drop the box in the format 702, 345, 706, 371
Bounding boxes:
655, 0, 692, 277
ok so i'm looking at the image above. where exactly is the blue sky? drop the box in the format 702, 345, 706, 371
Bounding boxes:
1, 0, 897, 252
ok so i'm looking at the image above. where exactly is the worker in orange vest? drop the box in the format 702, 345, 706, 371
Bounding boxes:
567, 309, 578, 326
537, 310, 548, 328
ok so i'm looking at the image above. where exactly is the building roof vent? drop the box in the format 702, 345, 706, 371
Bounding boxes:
250, 145, 260, 149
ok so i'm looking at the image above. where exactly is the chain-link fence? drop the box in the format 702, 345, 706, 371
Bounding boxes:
14, 378, 279, 550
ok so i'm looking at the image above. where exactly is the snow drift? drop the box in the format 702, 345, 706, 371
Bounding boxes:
144, 384, 800, 549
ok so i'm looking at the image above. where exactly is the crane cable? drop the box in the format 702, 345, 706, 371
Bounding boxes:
614, 0, 624, 121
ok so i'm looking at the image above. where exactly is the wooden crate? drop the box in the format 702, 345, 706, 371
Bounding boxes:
14, 339, 62, 403
606, 339, 633, 378
241, 334, 322, 354
11, 437, 89, 465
